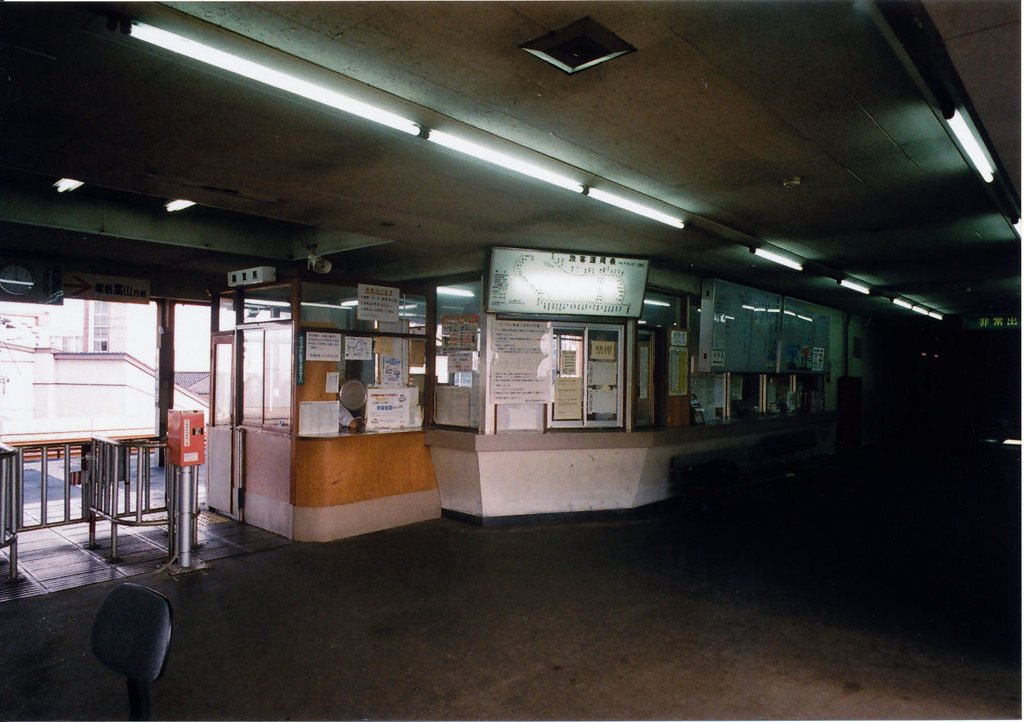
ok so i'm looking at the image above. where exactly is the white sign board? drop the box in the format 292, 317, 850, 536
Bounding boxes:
357, 283, 400, 322
487, 247, 649, 318
305, 332, 342, 362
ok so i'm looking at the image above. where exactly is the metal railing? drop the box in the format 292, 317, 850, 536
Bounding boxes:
0, 443, 21, 581
87, 436, 174, 561
14, 440, 92, 530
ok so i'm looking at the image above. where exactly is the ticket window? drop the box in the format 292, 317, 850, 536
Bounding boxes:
549, 323, 624, 429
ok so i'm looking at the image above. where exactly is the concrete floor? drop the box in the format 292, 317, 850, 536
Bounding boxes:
0, 439, 1019, 720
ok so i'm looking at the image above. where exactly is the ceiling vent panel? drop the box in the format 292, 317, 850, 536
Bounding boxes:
520, 17, 635, 74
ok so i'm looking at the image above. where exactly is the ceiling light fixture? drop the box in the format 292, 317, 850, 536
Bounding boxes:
911, 305, 930, 315
839, 279, 871, 295
164, 199, 196, 212
586, 188, 685, 228
752, 247, 803, 271
947, 110, 995, 183
892, 298, 913, 309
643, 299, 671, 307
427, 130, 584, 194
130, 22, 421, 136
928, 311, 943, 320
53, 178, 84, 193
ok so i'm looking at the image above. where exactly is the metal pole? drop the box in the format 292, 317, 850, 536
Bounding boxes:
177, 465, 193, 568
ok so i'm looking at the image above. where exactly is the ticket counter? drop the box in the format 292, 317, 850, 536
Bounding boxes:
207, 276, 440, 542
208, 254, 841, 540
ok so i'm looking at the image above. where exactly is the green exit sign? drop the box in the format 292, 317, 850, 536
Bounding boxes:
963, 315, 1021, 331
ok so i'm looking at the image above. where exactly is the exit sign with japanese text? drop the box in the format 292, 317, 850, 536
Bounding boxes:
962, 314, 1021, 331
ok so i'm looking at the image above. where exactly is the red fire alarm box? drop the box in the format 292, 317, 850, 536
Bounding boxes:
167, 410, 206, 466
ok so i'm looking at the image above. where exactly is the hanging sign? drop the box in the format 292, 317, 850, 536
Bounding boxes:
487, 247, 649, 318
64, 272, 149, 304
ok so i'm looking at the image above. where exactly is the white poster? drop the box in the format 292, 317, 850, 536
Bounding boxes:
305, 331, 342, 362
365, 387, 417, 430
553, 377, 583, 421
357, 283, 400, 322
345, 336, 374, 360
489, 319, 552, 404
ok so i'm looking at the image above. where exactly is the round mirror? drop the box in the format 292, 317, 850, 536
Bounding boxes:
340, 379, 367, 412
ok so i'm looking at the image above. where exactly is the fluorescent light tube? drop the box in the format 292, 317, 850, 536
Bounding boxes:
437, 286, 475, 297
164, 199, 196, 212
1003, 439, 1022, 446
586, 188, 685, 229
753, 248, 803, 271
911, 305, 930, 315
928, 312, 943, 320
428, 131, 583, 194
131, 22, 420, 136
892, 298, 913, 309
1014, 219, 1022, 238
948, 110, 994, 183
839, 279, 870, 295
643, 299, 671, 307
797, 314, 813, 322
53, 178, 84, 193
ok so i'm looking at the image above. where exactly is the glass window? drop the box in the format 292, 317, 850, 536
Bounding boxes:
243, 285, 292, 323
434, 281, 481, 428
218, 293, 236, 331
301, 284, 428, 335
241, 324, 292, 430
264, 326, 293, 428
639, 291, 682, 328
242, 329, 264, 425
213, 340, 232, 427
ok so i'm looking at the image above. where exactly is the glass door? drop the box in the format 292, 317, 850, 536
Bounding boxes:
207, 332, 240, 518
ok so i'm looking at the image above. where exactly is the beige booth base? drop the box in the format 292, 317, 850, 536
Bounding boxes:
243, 489, 442, 542
427, 414, 835, 524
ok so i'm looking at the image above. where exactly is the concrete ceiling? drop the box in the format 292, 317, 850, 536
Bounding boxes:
0, 1, 1019, 317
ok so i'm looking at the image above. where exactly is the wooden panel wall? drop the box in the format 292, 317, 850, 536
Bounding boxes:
293, 432, 437, 507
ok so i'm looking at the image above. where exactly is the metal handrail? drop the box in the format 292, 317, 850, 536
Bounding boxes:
0, 443, 21, 581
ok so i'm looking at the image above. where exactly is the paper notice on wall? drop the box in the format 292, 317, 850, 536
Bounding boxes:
325, 372, 340, 394
305, 331, 342, 362
345, 336, 374, 360
448, 352, 475, 372
553, 377, 583, 420
811, 347, 825, 372
382, 355, 404, 386
590, 340, 616, 360
357, 284, 400, 322
489, 319, 553, 404
588, 388, 618, 415
588, 361, 617, 387
560, 349, 577, 376
298, 401, 340, 435
669, 347, 689, 397
365, 386, 417, 430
